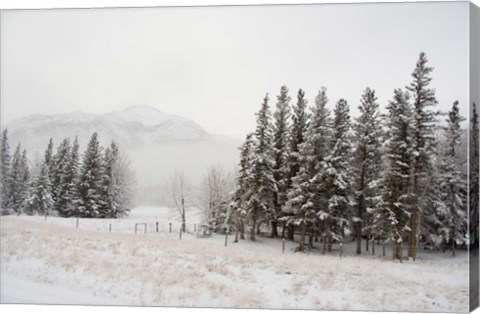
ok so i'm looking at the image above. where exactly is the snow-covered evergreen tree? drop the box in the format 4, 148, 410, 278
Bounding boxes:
406, 52, 439, 260
23, 163, 53, 216
57, 137, 80, 217
51, 139, 71, 211
271, 85, 291, 237
8, 144, 30, 214
230, 133, 255, 240
77, 132, 106, 218
352, 87, 382, 254
435, 101, 467, 256
284, 89, 309, 240
286, 87, 331, 251
1, 129, 12, 213
20, 149, 30, 206
314, 98, 352, 251
372, 89, 412, 259
44, 138, 55, 186
287, 89, 309, 188
102, 141, 134, 218
247, 94, 276, 241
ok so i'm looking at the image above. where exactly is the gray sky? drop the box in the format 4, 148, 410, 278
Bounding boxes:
0, 1, 470, 139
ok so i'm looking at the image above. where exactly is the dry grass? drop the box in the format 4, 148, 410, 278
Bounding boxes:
0, 216, 470, 312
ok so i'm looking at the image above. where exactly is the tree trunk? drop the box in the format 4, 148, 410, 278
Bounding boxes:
271, 221, 278, 238
250, 220, 256, 241
366, 234, 369, 252
299, 222, 306, 252
287, 224, 294, 241
372, 240, 375, 256
356, 223, 362, 255
239, 220, 245, 240
181, 197, 186, 233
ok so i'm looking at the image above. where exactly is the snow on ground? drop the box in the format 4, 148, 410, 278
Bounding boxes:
0, 208, 470, 312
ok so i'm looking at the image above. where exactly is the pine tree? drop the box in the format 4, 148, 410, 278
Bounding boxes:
271, 85, 291, 237
20, 149, 30, 206
230, 133, 255, 240
284, 89, 309, 240
352, 87, 382, 254
8, 144, 30, 214
1, 129, 12, 213
373, 89, 413, 259
57, 137, 80, 217
103, 141, 130, 218
470, 104, 479, 247
247, 94, 276, 241
77, 132, 105, 218
314, 98, 352, 252
287, 89, 309, 186
44, 138, 55, 185
23, 163, 53, 216
436, 101, 467, 257
406, 52, 439, 260
286, 87, 331, 251
52, 138, 71, 211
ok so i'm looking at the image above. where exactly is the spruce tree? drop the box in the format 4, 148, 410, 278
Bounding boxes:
8, 144, 30, 214
286, 87, 331, 251
284, 89, 309, 240
57, 137, 80, 217
1, 129, 11, 213
77, 132, 105, 218
314, 98, 351, 252
271, 85, 291, 237
373, 89, 413, 259
23, 163, 53, 216
52, 138, 71, 211
406, 52, 439, 260
103, 141, 124, 218
44, 138, 55, 185
20, 149, 30, 207
230, 133, 255, 240
247, 94, 276, 241
352, 87, 382, 254
436, 101, 467, 257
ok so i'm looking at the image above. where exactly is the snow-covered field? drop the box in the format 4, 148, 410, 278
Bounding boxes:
0, 207, 469, 312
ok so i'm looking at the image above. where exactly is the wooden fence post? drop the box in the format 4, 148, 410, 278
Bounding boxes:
382, 241, 386, 257
76, 218, 79, 229
156, 221, 159, 233
372, 240, 375, 256
109, 223, 112, 232
224, 233, 228, 247
340, 242, 343, 258
169, 223, 172, 233
282, 238, 286, 254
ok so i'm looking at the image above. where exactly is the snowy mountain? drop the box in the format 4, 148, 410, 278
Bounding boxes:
6, 105, 209, 153
6, 106, 240, 186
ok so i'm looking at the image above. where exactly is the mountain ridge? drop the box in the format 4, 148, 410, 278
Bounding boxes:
6, 105, 210, 155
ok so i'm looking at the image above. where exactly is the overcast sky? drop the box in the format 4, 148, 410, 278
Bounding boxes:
0, 1, 470, 139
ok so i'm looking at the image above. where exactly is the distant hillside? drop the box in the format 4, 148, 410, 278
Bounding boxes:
5, 106, 241, 188
6, 105, 209, 153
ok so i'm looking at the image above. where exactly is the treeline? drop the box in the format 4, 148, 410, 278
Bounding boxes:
0, 132, 135, 218
218, 52, 477, 260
